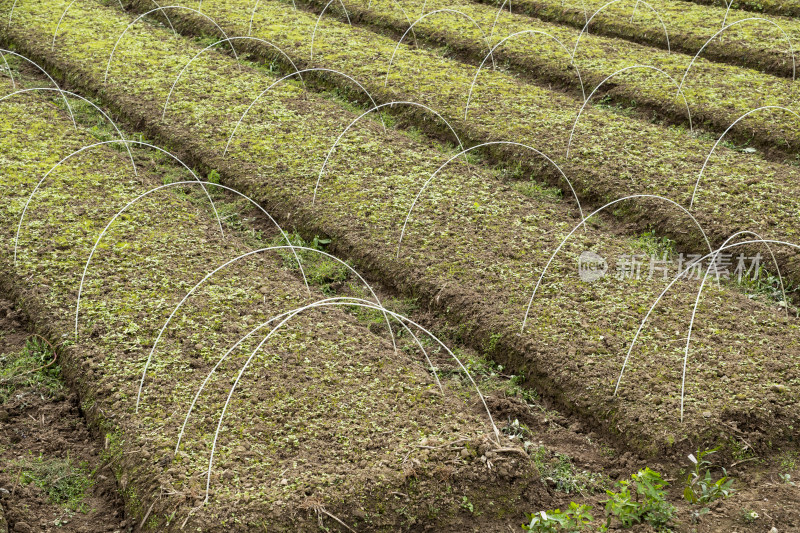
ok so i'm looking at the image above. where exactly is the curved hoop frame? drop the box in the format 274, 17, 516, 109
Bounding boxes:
103, 6, 239, 85
465, 29, 586, 121
566, 65, 692, 159
397, 141, 586, 257
521, 194, 713, 332
691, 105, 800, 209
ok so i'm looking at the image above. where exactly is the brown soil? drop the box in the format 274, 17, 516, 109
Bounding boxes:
0, 297, 128, 533
6, 0, 799, 465
1, 4, 800, 530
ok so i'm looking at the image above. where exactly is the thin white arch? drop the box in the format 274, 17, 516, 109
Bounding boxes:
566, 65, 692, 159
683, 233, 787, 421
224, 68, 387, 157
103, 6, 240, 85
384, 9, 496, 88
76, 180, 309, 342
314, 101, 466, 205
7, 0, 18, 29
163, 36, 304, 121
15, 141, 223, 266
572, 0, 671, 60
148, 0, 177, 34
133, 247, 395, 413
0, 48, 76, 129
678, 17, 796, 92
172, 295, 435, 458
0, 87, 136, 173
615, 230, 787, 399
721, 0, 733, 28
397, 141, 586, 257
0, 51, 15, 88
488, 0, 511, 45
465, 29, 586, 121
310, 0, 353, 61
521, 194, 714, 332
202, 297, 501, 503
52, 0, 79, 50
691, 105, 800, 209
615, 237, 800, 422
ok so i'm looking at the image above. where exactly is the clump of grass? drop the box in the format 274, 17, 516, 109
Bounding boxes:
15, 454, 94, 512
0, 336, 62, 403
513, 180, 563, 202
631, 230, 676, 259
270, 232, 350, 294
531, 446, 608, 495
736, 264, 800, 305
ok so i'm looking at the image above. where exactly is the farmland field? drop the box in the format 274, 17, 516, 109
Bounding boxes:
0, 0, 799, 530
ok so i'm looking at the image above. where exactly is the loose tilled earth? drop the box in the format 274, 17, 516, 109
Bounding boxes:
0, 0, 799, 530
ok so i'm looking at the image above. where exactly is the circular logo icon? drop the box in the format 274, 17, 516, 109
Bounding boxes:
578, 251, 607, 282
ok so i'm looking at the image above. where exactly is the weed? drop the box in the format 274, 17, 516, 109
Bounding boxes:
736, 264, 800, 304
742, 509, 759, 523
0, 336, 61, 403
15, 454, 94, 512
507, 374, 540, 405
501, 417, 531, 441
532, 447, 607, 495
522, 502, 593, 532
270, 232, 349, 294
460, 495, 474, 514
726, 435, 756, 463
684, 447, 735, 505
601, 468, 674, 531
778, 450, 798, 472
513, 180, 563, 201
594, 94, 637, 118
631, 230, 676, 259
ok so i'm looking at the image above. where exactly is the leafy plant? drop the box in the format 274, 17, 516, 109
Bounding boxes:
270, 232, 348, 294
207, 169, 221, 184
684, 447, 735, 505
522, 502, 593, 532
601, 468, 674, 531
460, 495, 474, 513
532, 447, 607, 495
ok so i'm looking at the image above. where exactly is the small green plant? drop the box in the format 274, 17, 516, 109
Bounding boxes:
16, 455, 94, 512
742, 509, 759, 523
513, 180, 563, 201
0, 336, 61, 402
532, 448, 607, 495
522, 502, 593, 532
601, 468, 674, 531
460, 495, 474, 514
270, 232, 348, 294
684, 447, 735, 505
207, 169, 221, 184
632, 230, 676, 259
